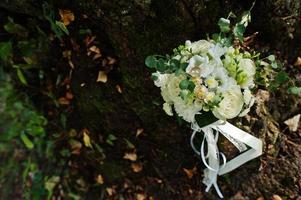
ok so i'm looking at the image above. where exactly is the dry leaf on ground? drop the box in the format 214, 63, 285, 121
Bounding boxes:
96, 71, 107, 83
284, 114, 300, 132
59, 9, 75, 26
131, 162, 143, 172
123, 152, 137, 161
183, 167, 197, 179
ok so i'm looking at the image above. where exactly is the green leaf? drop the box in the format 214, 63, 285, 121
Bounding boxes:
180, 62, 189, 70
275, 71, 289, 85
145, 56, 157, 68
106, 134, 117, 146
55, 21, 69, 35
195, 112, 219, 128
21, 132, 34, 149
4, 18, 28, 37
157, 58, 166, 72
151, 74, 158, 81
233, 23, 246, 41
240, 11, 251, 27
170, 59, 180, 71
218, 18, 231, 33
0, 41, 12, 61
288, 86, 301, 94
187, 81, 195, 92
179, 79, 189, 90
16, 67, 28, 85
267, 55, 275, 62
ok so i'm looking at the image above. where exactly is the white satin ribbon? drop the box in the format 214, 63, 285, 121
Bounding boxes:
190, 120, 263, 198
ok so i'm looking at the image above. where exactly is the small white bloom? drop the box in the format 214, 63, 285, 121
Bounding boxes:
239, 89, 256, 117
238, 59, 256, 76
163, 103, 173, 116
174, 99, 202, 122
208, 44, 226, 66
152, 72, 171, 87
238, 58, 256, 89
204, 92, 215, 103
185, 40, 213, 54
243, 89, 252, 105
212, 85, 244, 120
205, 77, 218, 88
186, 55, 213, 78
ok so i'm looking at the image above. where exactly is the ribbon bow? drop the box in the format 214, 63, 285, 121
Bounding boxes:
190, 120, 262, 198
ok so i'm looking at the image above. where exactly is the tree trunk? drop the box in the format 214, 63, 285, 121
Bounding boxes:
1, 0, 301, 199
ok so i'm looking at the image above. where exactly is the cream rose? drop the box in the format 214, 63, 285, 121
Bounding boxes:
212, 85, 244, 119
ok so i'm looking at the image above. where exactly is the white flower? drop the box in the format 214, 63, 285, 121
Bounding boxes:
212, 85, 244, 120
186, 55, 213, 78
152, 72, 171, 87
174, 99, 202, 122
204, 92, 215, 103
208, 44, 226, 66
185, 40, 213, 54
161, 74, 183, 103
209, 66, 236, 93
205, 77, 218, 89
163, 103, 173, 116
239, 89, 256, 117
238, 58, 256, 89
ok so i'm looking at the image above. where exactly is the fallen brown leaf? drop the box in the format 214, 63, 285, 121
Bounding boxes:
66, 91, 74, 100
89, 45, 101, 54
116, 85, 123, 93
294, 57, 301, 66
96, 71, 107, 83
93, 53, 102, 60
107, 56, 116, 65
106, 187, 115, 196
59, 9, 75, 26
84, 36, 96, 46
58, 97, 70, 105
131, 162, 143, 172
136, 128, 144, 137
284, 114, 300, 132
123, 152, 137, 161
183, 166, 197, 179
136, 193, 146, 200
96, 174, 104, 184
272, 194, 282, 200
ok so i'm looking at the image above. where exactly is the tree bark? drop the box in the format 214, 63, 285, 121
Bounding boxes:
1, 0, 301, 199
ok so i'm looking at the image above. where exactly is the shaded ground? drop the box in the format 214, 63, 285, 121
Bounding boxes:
0, 0, 301, 199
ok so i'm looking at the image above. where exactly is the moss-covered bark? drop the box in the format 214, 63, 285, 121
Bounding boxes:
1, 0, 301, 199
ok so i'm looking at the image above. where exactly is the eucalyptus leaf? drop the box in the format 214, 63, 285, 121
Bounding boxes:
145, 56, 156, 68
288, 86, 301, 94
233, 23, 245, 41
218, 18, 231, 33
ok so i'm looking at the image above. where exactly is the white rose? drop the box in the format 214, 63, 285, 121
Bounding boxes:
152, 72, 171, 87
185, 40, 213, 54
161, 74, 184, 103
212, 85, 244, 119
186, 55, 213, 78
163, 103, 173, 116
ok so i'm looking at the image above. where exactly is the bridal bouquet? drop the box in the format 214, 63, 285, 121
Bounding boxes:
145, 11, 272, 198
